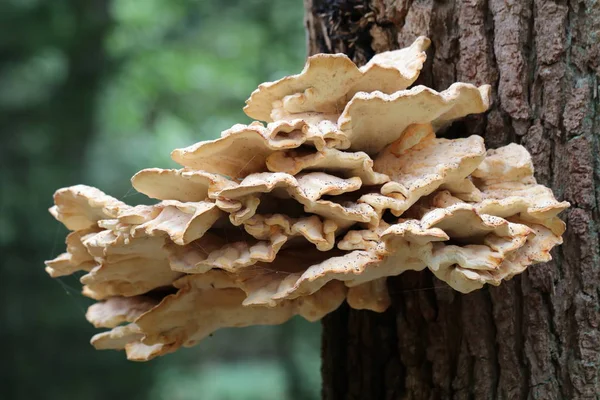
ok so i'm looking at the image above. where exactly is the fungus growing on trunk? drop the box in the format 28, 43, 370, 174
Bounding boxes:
45, 36, 568, 360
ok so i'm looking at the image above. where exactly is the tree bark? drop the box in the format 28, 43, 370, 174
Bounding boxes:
305, 1, 600, 399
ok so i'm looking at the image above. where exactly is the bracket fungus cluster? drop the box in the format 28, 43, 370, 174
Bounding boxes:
46, 37, 569, 361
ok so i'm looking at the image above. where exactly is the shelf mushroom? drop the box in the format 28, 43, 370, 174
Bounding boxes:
45, 36, 568, 360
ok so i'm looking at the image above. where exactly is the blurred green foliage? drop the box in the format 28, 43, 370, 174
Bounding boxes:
0, 1, 321, 399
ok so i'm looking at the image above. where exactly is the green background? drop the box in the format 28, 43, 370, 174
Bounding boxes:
0, 1, 322, 399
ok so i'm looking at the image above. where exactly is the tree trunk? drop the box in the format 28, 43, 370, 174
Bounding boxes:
305, 1, 600, 399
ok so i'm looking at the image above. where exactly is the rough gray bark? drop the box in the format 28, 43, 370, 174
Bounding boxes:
305, 1, 600, 399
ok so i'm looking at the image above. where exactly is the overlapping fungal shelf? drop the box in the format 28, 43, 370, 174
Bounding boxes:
46, 37, 569, 361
